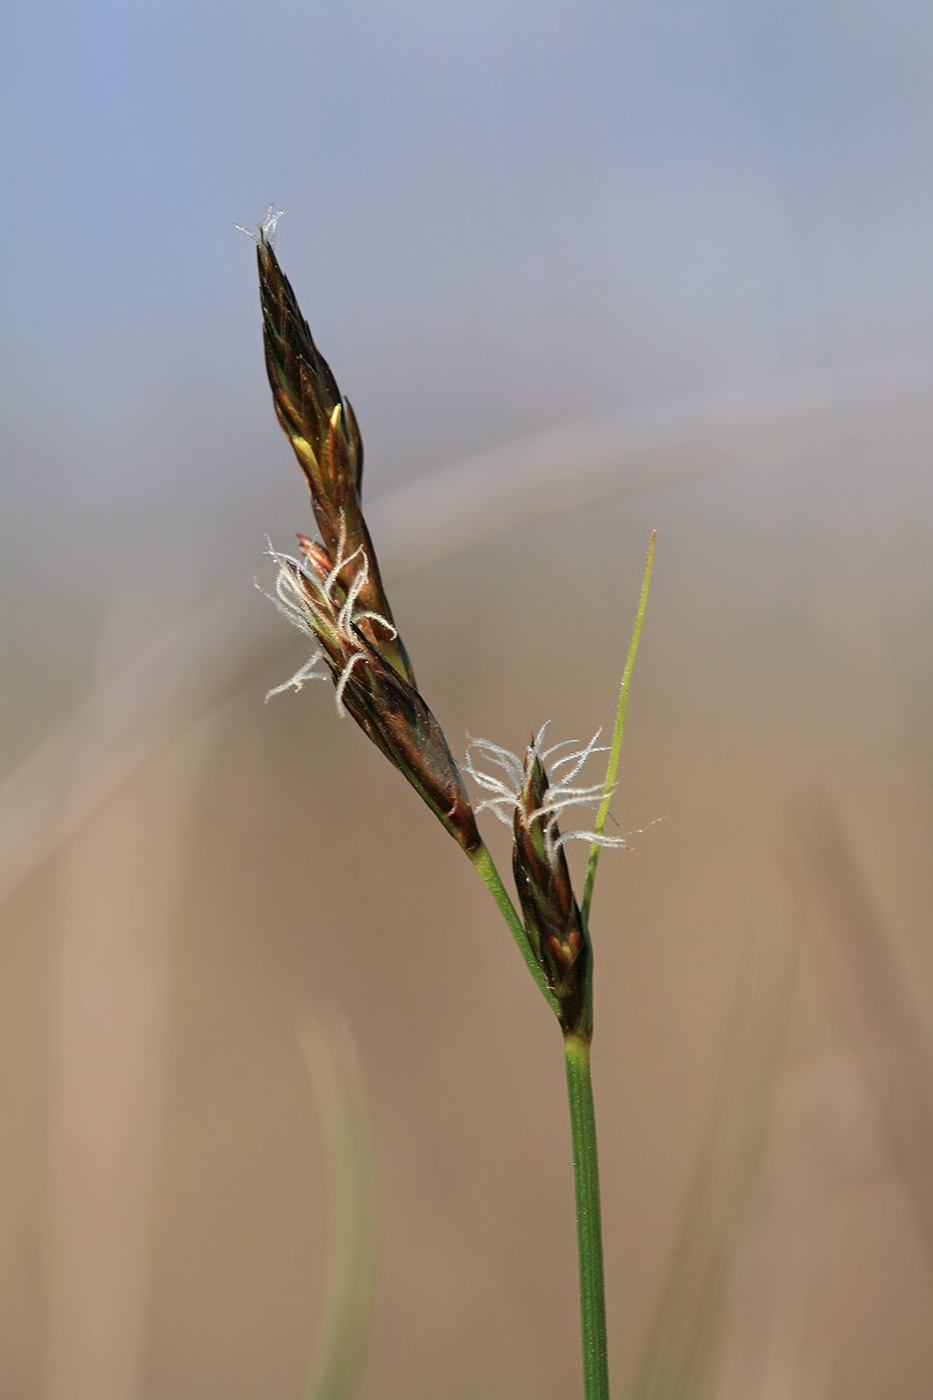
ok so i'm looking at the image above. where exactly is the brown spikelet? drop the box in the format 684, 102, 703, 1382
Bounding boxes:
512, 745, 593, 1037
256, 230, 415, 687
255, 223, 481, 854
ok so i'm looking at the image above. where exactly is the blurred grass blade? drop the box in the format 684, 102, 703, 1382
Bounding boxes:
297, 1012, 378, 1400
582, 530, 655, 924
624, 927, 793, 1400
797, 803, 933, 1275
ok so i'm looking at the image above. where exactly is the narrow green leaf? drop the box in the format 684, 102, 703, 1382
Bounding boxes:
582, 530, 656, 925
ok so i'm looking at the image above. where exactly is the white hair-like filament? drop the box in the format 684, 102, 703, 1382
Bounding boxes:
465, 724, 639, 860
261, 517, 396, 714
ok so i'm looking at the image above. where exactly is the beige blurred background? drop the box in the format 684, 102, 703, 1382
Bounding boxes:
3, 3, 933, 1398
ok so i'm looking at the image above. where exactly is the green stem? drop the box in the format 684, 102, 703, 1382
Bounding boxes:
468, 841, 559, 1016
565, 1032, 609, 1400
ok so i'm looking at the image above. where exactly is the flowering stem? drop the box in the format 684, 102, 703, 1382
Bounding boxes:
564, 1032, 610, 1400
582, 530, 656, 926
468, 842, 559, 1016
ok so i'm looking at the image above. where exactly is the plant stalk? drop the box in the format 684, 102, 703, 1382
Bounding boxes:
565, 1031, 610, 1400
468, 841, 559, 1016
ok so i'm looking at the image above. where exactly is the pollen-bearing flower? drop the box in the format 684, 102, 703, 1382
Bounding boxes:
465, 726, 628, 1036
248, 210, 479, 855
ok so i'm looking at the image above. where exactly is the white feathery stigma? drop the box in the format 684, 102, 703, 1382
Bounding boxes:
464, 723, 633, 859
234, 203, 287, 245
260, 515, 396, 714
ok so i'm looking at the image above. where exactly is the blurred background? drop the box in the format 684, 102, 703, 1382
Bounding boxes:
2, 1, 933, 1396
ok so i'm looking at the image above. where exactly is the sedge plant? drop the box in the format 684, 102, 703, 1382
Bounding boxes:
244, 206, 655, 1400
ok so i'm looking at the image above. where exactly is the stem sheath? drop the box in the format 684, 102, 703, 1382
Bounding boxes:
565, 1032, 610, 1400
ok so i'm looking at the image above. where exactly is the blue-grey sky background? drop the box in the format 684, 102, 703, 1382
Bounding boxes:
3, 0, 933, 753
